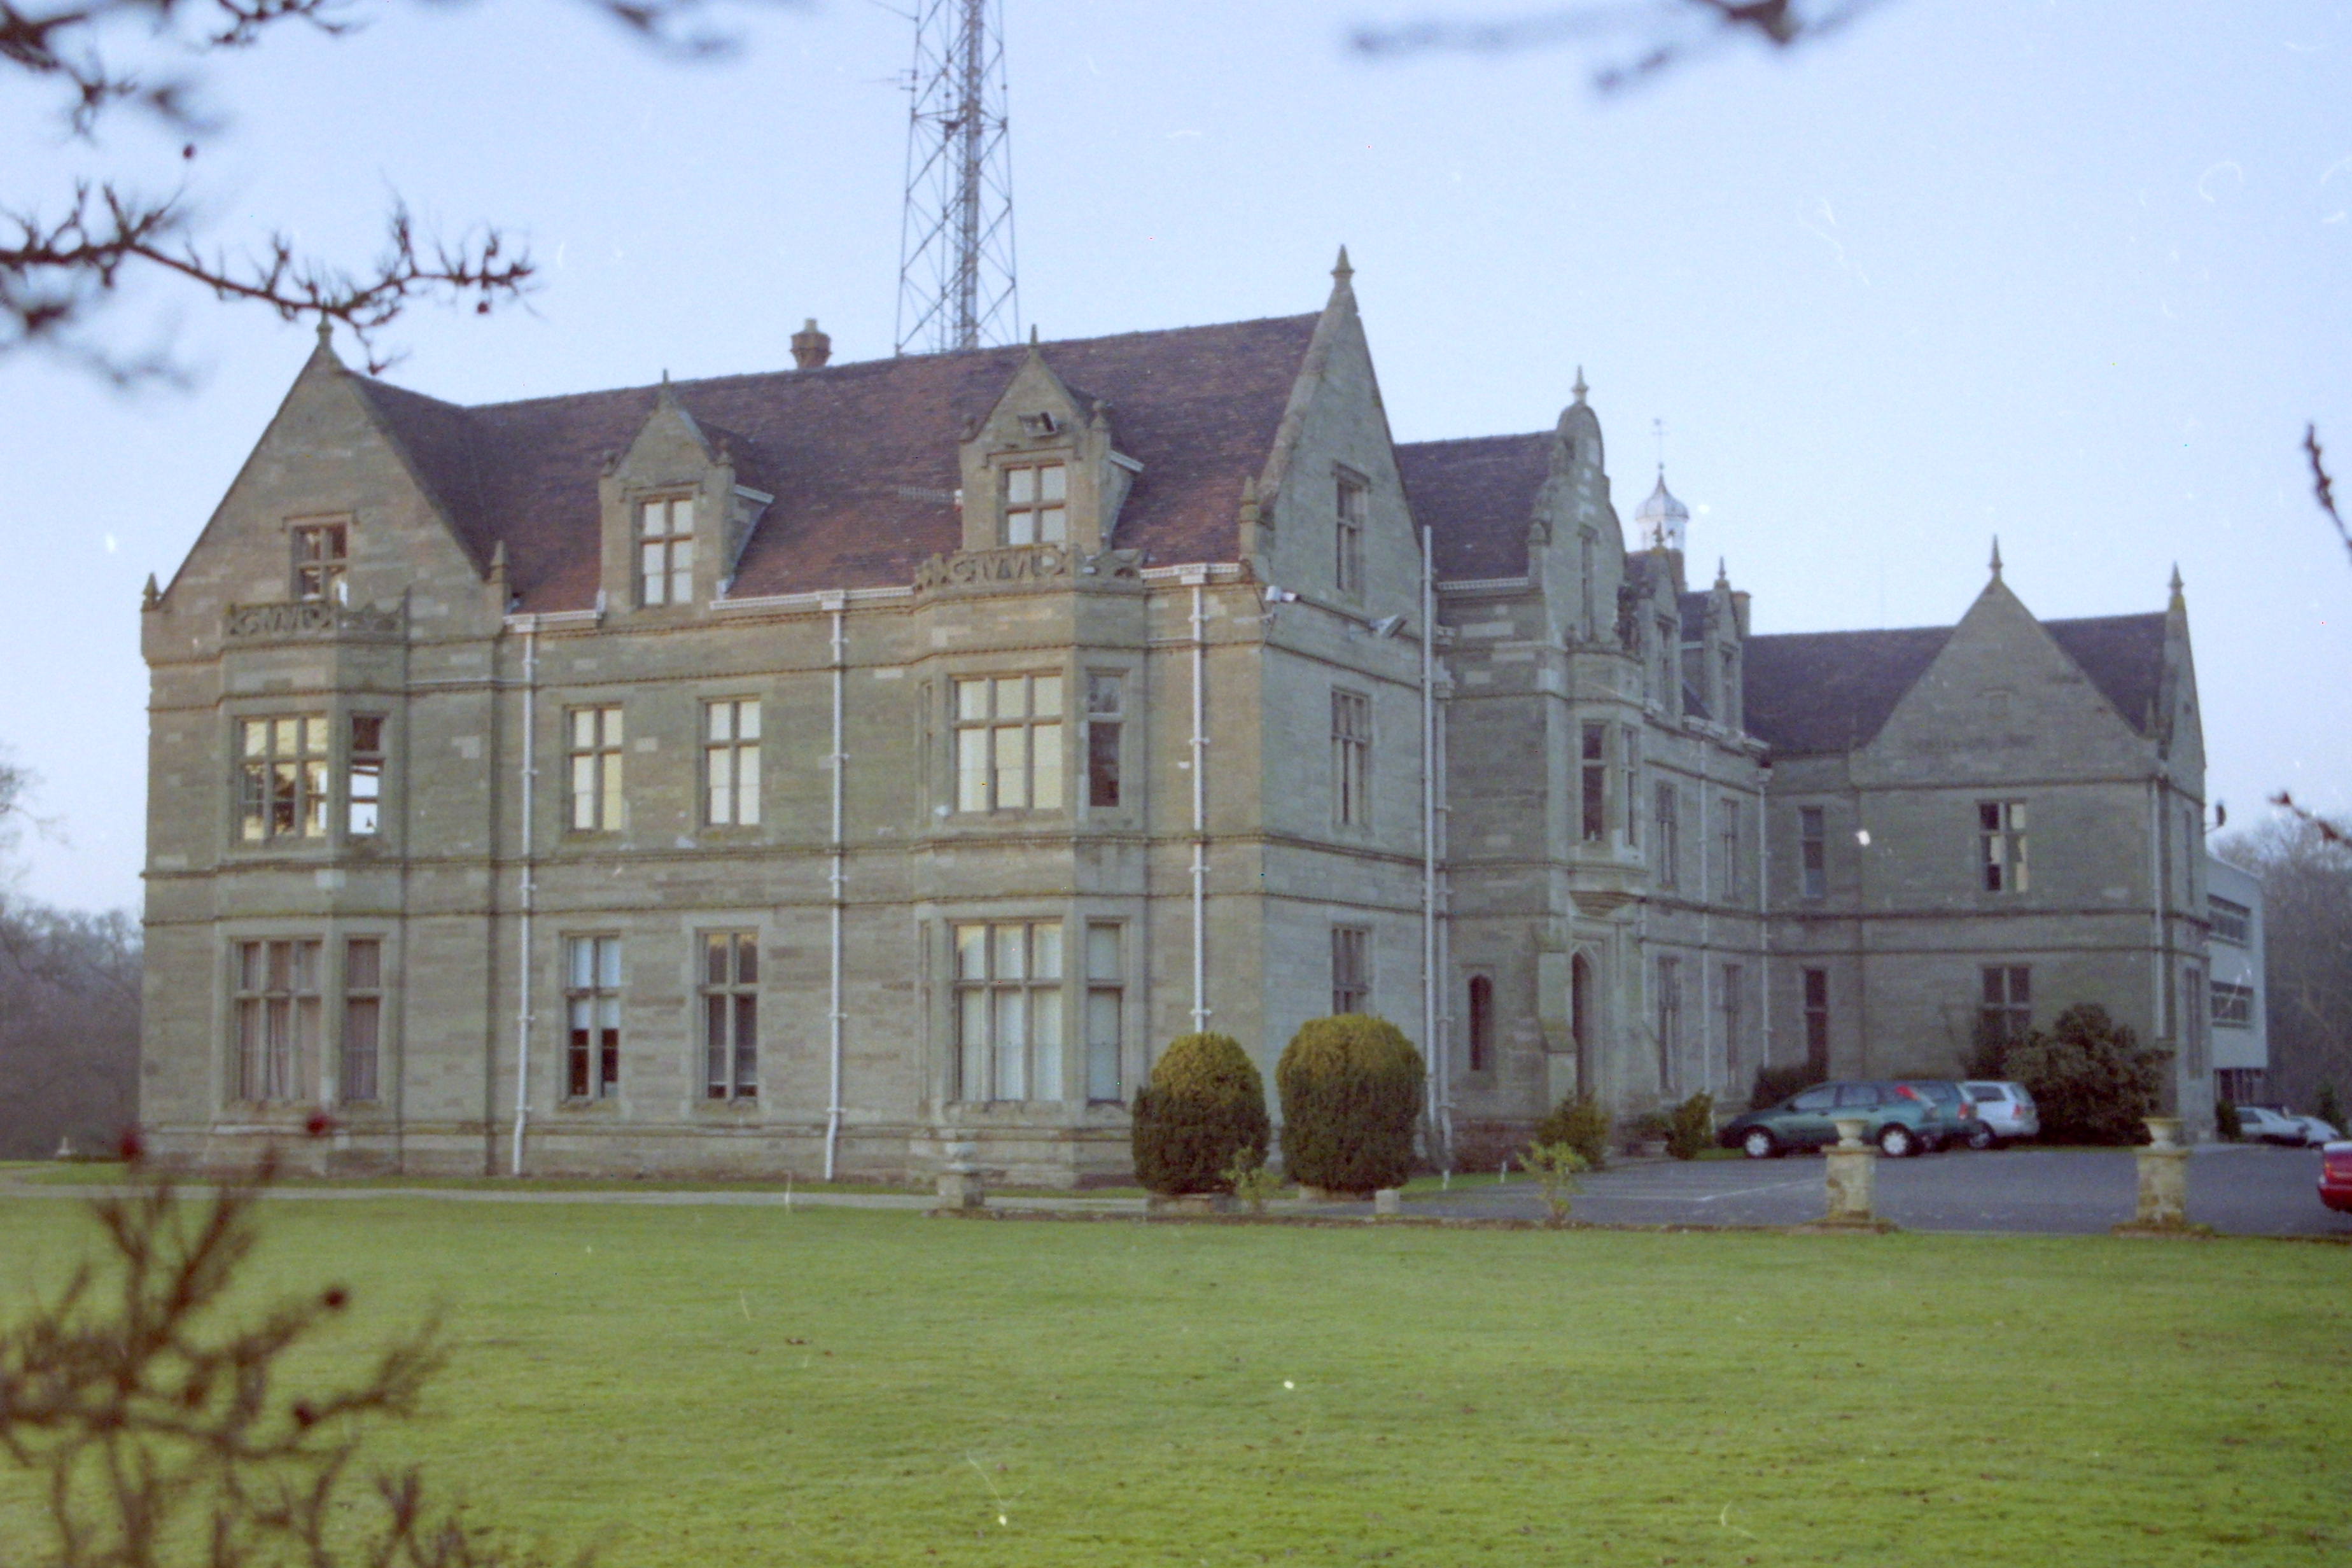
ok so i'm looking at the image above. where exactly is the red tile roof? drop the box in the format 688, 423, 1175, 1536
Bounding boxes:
351, 314, 1321, 611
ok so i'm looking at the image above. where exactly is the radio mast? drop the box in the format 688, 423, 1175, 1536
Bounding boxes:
895, 0, 1019, 355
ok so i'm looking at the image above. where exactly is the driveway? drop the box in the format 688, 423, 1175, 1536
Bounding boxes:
1400, 1142, 2352, 1236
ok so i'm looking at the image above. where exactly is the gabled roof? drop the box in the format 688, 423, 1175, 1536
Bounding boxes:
349, 314, 1320, 612
1742, 625, 1957, 756
1743, 610, 2171, 757
2043, 612, 2171, 735
1396, 432, 1550, 580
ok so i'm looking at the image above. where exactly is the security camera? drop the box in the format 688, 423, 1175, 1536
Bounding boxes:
1371, 614, 1408, 638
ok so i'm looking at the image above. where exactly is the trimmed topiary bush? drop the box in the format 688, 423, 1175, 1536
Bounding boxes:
1275, 1014, 1425, 1196
1665, 1091, 1714, 1161
2215, 1099, 2242, 1141
1535, 1091, 1611, 1171
2005, 1003, 2162, 1145
1131, 1032, 1270, 1196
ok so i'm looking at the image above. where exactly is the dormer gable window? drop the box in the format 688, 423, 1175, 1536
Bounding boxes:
291, 521, 348, 603
1018, 412, 1060, 437
1002, 461, 1067, 545
638, 496, 696, 606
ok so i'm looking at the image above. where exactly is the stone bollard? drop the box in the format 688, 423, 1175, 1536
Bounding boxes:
1817, 1116, 1887, 1229
936, 1140, 984, 1212
2118, 1116, 2197, 1235
1372, 1187, 1403, 1217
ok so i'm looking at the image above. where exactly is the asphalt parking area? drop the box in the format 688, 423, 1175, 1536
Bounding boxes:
1403, 1143, 2352, 1235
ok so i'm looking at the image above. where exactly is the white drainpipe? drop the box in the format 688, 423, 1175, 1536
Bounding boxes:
1756, 768, 1771, 1069
825, 599, 848, 1179
1419, 526, 1440, 1158
510, 622, 538, 1177
1189, 577, 1210, 1032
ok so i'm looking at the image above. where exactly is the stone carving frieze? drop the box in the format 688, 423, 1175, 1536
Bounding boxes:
912, 545, 1142, 595
223, 601, 405, 645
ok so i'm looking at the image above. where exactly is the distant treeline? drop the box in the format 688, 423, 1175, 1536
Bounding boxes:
0, 897, 138, 1159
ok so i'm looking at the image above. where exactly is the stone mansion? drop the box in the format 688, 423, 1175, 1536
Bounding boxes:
138, 256, 2218, 1181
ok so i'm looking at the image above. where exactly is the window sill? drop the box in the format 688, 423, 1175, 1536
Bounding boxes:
556, 1097, 623, 1115
693, 1096, 762, 1115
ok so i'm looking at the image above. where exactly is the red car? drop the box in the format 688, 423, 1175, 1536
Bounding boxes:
2320, 1142, 2352, 1214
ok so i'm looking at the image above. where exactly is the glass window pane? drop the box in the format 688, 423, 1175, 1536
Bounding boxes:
1032, 676, 1062, 718
734, 993, 756, 1063
1087, 675, 1122, 715
347, 939, 381, 990
1032, 988, 1063, 1100
272, 718, 297, 755
243, 720, 267, 757
737, 935, 758, 984
738, 702, 760, 742
995, 990, 1028, 1101
1087, 924, 1119, 981
1032, 921, 1063, 980
706, 933, 729, 986
293, 941, 320, 993
1007, 511, 1035, 547
302, 717, 328, 754
956, 678, 988, 722
603, 708, 622, 747
959, 990, 989, 1099
956, 730, 990, 812
597, 995, 620, 1030
672, 497, 695, 535
708, 704, 732, 743
1040, 464, 1067, 501
568, 938, 591, 989
955, 924, 988, 981
597, 937, 622, 989
994, 726, 1028, 809
641, 544, 667, 603
1007, 467, 1036, 504
600, 753, 623, 831
1086, 991, 1121, 1101
736, 748, 759, 825
1032, 723, 1062, 809
1037, 505, 1066, 543
994, 676, 1028, 718
995, 925, 1026, 981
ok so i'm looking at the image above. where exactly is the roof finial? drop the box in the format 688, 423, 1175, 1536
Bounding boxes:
141, 573, 160, 610
1989, 535, 2003, 580
1716, 556, 1729, 587
314, 316, 333, 349
1333, 244, 1353, 284
2169, 561, 2184, 595
1653, 416, 1667, 479
1572, 365, 1588, 405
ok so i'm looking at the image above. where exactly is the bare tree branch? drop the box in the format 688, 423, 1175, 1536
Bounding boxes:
4, 0, 797, 380
1350, 0, 1895, 90
2308, 422, 2350, 569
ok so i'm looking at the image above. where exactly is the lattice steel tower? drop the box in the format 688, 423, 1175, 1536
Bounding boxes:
894, 0, 1019, 356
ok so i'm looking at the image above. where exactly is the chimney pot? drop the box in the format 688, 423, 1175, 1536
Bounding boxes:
792, 318, 832, 370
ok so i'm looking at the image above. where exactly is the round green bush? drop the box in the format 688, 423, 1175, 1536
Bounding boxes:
1275, 1014, 1425, 1196
1130, 1033, 1270, 1196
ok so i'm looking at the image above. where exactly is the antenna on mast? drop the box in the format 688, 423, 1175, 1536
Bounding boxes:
895, 0, 1019, 356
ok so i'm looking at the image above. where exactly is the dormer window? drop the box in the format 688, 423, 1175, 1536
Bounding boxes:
638, 496, 696, 606
291, 521, 347, 603
1002, 461, 1067, 545
1018, 412, 1060, 437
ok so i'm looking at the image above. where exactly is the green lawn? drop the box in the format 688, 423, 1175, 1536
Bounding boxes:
1, 1195, 2344, 1567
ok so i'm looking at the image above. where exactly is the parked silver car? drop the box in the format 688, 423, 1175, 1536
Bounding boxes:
1959, 1081, 2039, 1147
2239, 1107, 2344, 1146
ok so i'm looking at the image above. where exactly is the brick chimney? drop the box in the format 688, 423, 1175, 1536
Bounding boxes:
791, 318, 832, 370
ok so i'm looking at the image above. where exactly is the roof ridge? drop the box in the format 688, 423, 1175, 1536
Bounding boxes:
374, 312, 1325, 417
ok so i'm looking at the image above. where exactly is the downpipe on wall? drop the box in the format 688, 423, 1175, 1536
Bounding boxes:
1189, 577, 1210, 1032
510, 622, 538, 1177
826, 601, 848, 1180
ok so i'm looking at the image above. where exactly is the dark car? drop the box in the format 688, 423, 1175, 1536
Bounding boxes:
1891, 1079, 1980, 1151
1717, 1080, 1940, 1160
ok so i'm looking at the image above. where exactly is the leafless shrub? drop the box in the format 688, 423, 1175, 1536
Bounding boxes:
0, 1140, 580, 1567
1349, 0, 1896, 91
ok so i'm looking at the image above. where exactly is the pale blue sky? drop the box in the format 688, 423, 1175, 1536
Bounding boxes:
3, 0, 2348, 912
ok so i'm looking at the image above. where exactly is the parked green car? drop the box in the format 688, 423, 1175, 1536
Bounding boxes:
1716, 1080, 1941, 1159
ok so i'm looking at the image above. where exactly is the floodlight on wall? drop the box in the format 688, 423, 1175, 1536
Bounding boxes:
1371, 614, 1408, 638
1263, 585, 1299, 604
